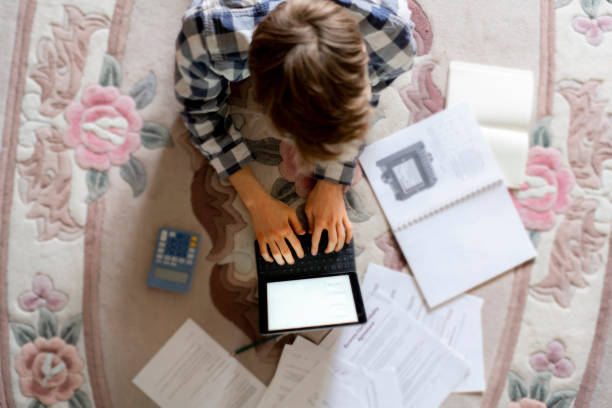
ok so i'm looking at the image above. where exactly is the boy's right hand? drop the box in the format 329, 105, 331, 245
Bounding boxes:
249, 194, 305, 265
228, 166, 305, 265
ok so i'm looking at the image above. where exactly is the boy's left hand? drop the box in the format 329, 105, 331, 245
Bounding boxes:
305, 180, 352, 255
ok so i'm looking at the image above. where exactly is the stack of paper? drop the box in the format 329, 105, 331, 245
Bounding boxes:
259, 264, 486, 408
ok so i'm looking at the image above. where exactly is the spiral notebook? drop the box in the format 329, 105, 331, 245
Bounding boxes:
360, 104, 536, 307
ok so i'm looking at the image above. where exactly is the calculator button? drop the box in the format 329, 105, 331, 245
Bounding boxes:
187, 260, 193, 265
171, 262, 177, 266
179, 259, 185, 264
156, 255, 162, 261
169, 231, 176, 238
188, 247, 195, 253
190, 242, 197, 247
187, 253, 194, 259
191, 236, 197, 241
160, 230, 167, 239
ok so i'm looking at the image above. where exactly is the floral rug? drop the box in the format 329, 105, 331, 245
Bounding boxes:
1, 0, 612, 407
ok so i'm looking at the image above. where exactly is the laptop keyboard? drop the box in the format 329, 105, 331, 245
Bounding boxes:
255, 232, 355, 275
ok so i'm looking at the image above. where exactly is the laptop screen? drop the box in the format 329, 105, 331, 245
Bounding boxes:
266, 275, 359, 331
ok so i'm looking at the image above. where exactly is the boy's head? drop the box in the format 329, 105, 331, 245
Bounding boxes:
249, 0, 372, 163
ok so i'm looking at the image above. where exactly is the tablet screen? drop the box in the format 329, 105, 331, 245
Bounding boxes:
266, 275, 359, 331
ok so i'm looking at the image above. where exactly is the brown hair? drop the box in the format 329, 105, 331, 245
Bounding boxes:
248, 0, 372, 162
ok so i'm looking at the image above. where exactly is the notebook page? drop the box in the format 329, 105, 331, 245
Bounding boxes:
446, 61, 534, 130
360, 103, 502, 230
480, 126, 529, 188
446, 61, 534, 187
395, 183, 536, 307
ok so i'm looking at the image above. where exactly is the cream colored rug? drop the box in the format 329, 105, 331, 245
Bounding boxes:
2, 0, 612, 407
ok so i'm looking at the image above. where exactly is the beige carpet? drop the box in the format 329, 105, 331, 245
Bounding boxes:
2, 0, 612, 407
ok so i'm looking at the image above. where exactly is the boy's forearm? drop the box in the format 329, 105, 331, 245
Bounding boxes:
227, 166, 269, 211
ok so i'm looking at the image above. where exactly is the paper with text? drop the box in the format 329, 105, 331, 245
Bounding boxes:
361, 264, 486, 393
320, 293, 470, 407
133, 319, 265, 408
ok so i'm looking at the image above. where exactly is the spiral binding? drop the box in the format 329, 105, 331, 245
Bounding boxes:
392, 179, 504, 232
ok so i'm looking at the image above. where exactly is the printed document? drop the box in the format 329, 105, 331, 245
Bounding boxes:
259, 337, 403, 408
133, 319, 265, 408
361, 263, 486, 393
320, 292, 470, 407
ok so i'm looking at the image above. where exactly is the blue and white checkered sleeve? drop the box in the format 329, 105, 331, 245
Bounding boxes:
313, 143, 365, 186
363, 0, 417, 92
174, 15, 253, 179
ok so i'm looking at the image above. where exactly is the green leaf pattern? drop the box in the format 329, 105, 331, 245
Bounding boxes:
580, 0, 601, 17
86, 170, 110, 203
129, 71, 157, 110
10, 323, 37, 346
60, 315, 83, 345
508, 371, 528, 401
38, 307, 58, 339
140, 122, 174, 149
99, 54, 121, 87
68, 389, 93, 408
120, 155, 147, 197
530, 371, 552, 401
547, 390, 577, 408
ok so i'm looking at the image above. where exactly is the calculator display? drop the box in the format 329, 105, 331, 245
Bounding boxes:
153, 267, 189, 284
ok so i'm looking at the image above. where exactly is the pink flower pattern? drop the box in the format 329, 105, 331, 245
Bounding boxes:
63, 84, 142, 171
18, 273, 69, 312
15, 337, 85, 406
572, 15, 612, 46
530, 340, 575, 378
511, 147, 575, 231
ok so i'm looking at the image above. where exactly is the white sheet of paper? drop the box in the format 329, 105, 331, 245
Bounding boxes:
361, 264, 486, 393
446, 61, 534, 130
133, 319, 265, 408
394, 183, 536, 307
446, 61, 534, 188
320, 293, 471, 408
281, 361, 367, 408
262, 337, 403, 408
255, 344, 322, 408
480, 126, 529, 188
280, 351, 402, 408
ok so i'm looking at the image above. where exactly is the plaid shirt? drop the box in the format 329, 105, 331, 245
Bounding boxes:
175, 0, 416, 185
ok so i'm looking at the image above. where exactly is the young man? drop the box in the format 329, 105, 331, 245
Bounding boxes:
175, 0, 416, 266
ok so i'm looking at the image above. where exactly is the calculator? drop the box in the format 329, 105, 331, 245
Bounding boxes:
147, 227, 201, 293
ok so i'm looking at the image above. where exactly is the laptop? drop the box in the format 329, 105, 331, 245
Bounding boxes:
255, 232, 367, 335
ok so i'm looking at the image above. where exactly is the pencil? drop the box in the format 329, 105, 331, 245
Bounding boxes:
233, 335, 282, 355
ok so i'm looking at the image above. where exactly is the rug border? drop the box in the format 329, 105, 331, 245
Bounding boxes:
0, 0, 38, 407
574, 235, 612, 406
81, 2, 135, 407
480, 0, 556, 406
